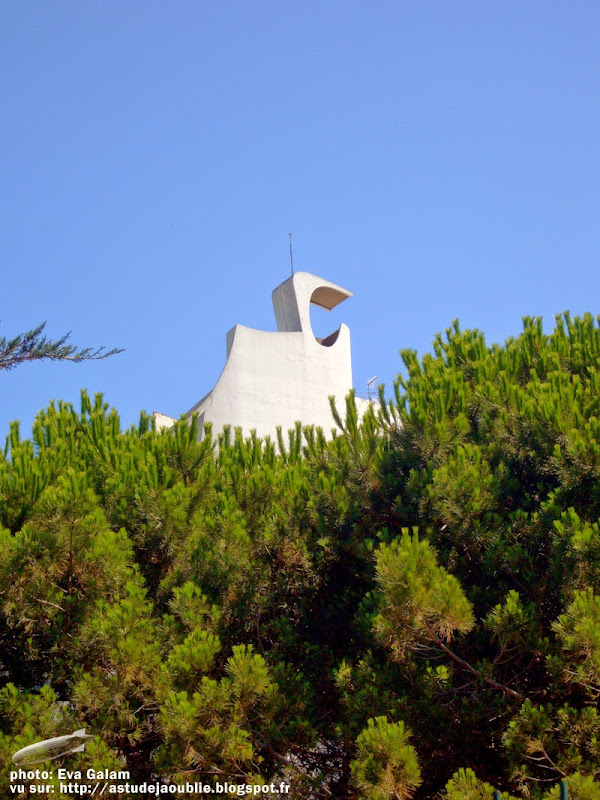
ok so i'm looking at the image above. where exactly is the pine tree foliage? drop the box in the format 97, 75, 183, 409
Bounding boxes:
0, 321, 123, 370
2, 313, 600, 797
442, 767, 517, 800
541, 774, 600, 800
350, 716, 421, 799
373, 529, 475, 660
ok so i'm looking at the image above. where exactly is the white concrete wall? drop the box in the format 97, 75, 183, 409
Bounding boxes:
187, 323, 352, 440
156, 271, 356, 440
154, 411, 177, 432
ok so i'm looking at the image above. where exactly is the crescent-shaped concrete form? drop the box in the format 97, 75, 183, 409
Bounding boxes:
155, 272, 358, 440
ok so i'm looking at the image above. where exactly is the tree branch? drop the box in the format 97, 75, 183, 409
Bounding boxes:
421, 620, 529, 703
0, 321, 123, 371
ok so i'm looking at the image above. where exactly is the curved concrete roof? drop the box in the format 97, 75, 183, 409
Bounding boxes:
272, 272, 352, 336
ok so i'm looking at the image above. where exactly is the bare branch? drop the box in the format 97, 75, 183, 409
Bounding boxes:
421, 620, 529, 703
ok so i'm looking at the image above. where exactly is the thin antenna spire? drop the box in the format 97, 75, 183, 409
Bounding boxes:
366, 376, 379, 401
288, 232, 294, 276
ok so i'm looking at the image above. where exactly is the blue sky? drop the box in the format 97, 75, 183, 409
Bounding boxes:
2, 2, 599, 436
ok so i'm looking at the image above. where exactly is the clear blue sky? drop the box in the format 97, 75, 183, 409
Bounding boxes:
2, 2, 599, 436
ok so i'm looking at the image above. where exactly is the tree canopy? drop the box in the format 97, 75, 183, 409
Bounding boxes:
2, 312, 600, 798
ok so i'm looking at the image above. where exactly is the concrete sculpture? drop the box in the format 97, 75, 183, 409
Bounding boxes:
155, 271, 357, 440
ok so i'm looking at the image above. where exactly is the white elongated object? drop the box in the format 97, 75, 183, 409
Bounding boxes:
12, 729, 93, 765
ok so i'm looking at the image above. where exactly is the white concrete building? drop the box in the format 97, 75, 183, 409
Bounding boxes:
155, 271, 360, 440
